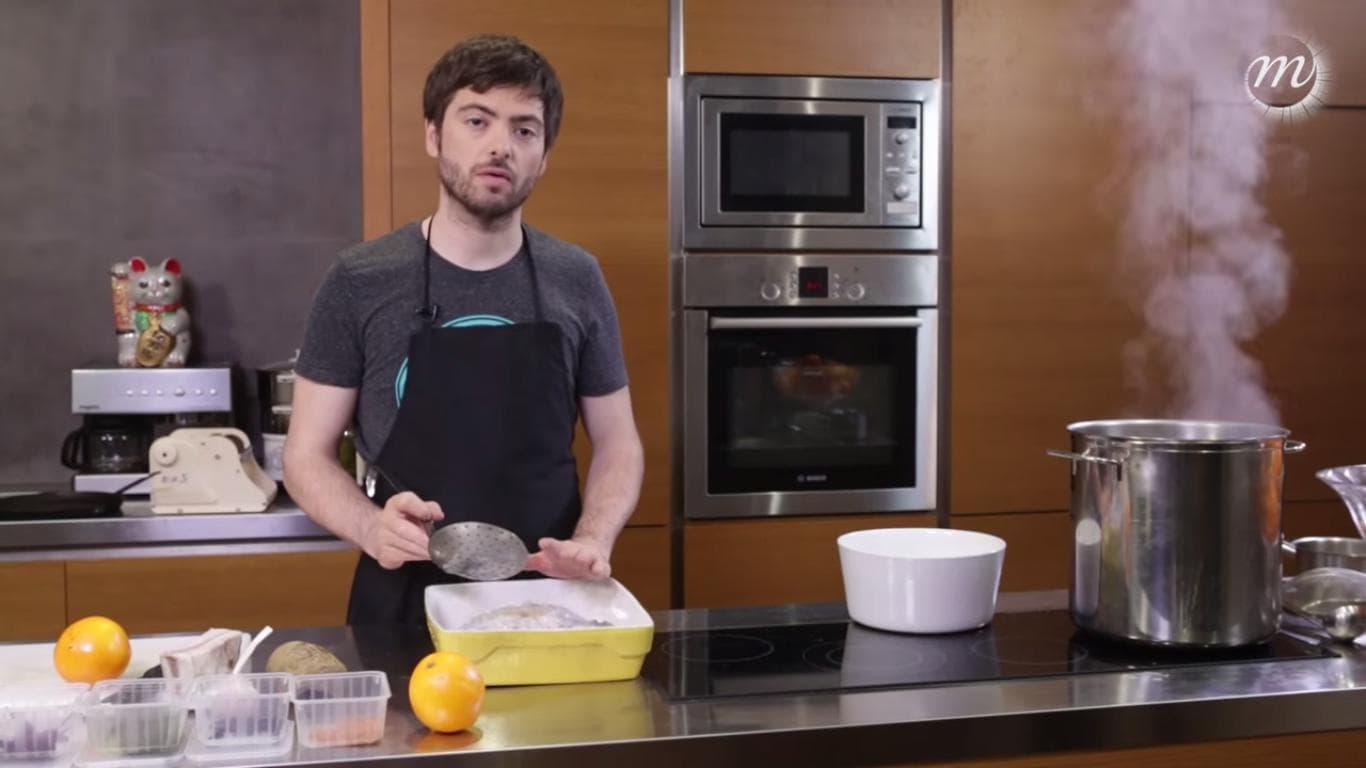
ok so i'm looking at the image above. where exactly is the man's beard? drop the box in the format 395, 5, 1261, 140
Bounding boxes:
438, 154, 536, 224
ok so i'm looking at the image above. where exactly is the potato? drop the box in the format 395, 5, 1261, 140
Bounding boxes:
265, 641, 347, 675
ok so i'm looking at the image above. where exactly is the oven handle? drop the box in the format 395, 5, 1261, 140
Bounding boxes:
709, 316, 924, 330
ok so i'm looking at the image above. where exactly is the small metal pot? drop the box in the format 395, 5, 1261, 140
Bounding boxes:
1048, 419, 1307, 648
1282, 537, 1366, 574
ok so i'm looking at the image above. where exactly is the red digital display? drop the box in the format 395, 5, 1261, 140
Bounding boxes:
797, 267, 829, 299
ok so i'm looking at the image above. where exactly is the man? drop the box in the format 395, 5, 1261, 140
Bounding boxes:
284, 35, 644, 624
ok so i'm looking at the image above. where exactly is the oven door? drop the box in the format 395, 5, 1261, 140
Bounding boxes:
700, 98, 882, 228
683, 308, 938, 519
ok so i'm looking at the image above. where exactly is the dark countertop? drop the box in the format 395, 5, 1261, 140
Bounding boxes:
161, 591, 1366, 768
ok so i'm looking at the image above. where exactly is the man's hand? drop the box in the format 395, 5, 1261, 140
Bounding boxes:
526, 537, 611, 580
359, 491, 444, 570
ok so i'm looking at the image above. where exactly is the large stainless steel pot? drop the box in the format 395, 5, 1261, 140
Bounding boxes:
1047, 419, 1306, 648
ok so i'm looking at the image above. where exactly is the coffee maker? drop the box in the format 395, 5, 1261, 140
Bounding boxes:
65, 367, 235, 494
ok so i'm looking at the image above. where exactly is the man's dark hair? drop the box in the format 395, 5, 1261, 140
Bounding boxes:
422, 34, 564, 149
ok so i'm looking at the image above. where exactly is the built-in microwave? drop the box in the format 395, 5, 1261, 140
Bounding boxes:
682, 74, 941, 252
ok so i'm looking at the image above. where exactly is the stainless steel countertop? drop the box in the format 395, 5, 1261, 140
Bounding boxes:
0, 498, 345, 562
166, 591, 1366, 768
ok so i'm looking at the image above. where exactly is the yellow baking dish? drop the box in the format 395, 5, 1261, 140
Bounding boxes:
423, 578, 655, 686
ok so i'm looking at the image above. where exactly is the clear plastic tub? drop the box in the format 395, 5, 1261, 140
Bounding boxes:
85, 680, 189, 759
0, 683, 90, 764
189, 674, 292, 748
292, 672, 389, 748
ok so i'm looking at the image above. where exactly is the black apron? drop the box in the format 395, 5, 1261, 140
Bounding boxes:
345, 223, 581, 624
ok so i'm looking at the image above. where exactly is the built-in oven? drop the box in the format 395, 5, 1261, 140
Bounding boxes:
680, 254, 938, 519
683, 74, 941, 252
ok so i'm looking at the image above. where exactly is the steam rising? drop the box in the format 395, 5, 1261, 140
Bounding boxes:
1105, 0, 1289, 425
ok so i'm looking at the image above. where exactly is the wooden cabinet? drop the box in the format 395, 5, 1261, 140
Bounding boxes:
65, 551, 358, 635
684, 0, 941, 77
951, 511, 1071, 593
684, 513, 934, 608
1253, 109, 1366, 501
950, 0, 1152, 515
610, 525, 672, 611
0, 562, 67, 642
1283, 500, 1361, 542
948, 0, 1366, 516
1281, 0, 1366, 106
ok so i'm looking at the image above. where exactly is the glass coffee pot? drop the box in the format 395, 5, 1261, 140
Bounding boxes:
60, 415, 151, 474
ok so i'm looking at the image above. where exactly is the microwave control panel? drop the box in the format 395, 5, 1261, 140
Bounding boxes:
879, 104, 922, 227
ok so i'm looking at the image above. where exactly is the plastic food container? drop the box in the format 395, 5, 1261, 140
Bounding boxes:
189, 674, 292, 748
838, 528, 1007, 633
0, 683, 90, 764
292, 672, 389, 748
85, 679, 189, 759
424, 577, 655, 685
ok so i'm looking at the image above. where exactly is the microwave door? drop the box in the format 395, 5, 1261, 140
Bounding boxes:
701, 98, 882, 228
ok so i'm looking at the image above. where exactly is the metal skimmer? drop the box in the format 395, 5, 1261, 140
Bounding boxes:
429, 521, 529, 581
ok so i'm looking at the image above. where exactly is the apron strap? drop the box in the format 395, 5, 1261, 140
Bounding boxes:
419, 219, 546, 325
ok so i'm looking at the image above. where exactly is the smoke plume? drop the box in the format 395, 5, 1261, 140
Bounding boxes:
1102, 0, 1290, 425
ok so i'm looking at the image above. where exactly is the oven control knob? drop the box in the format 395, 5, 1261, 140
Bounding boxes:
760, 282, 782, 301
846, 283, 866, 300
894, 131, 910, 145
893, 184, 911, 200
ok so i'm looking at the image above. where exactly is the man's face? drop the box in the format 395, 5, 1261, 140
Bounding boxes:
425, 86, 549, 223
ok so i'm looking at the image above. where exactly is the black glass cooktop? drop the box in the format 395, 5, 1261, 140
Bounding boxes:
640, 610, 1336, 701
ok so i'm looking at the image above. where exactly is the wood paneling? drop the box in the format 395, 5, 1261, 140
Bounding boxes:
1280, 0, 1366, 105
950, 0, 1158, 515
1282, 499, 1361, 541
0, 562, 66, 642
684, 513, 934, 608
916, 727, 1366, 768
683, 0, 940, 78
66, 552, 358, 635
360, 0, 392, 239
609, 525, 671, 611
951, 1, 1366, 519
951, 511, 1072, 593
383, 0, 669, 528
1252, 110, 1366, 501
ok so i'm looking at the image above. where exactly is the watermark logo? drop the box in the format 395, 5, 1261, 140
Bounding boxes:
1244, 34, 1330, 119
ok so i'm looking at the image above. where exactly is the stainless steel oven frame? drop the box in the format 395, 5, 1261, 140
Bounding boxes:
683, 74, 942, 253
678, 254, 939, 519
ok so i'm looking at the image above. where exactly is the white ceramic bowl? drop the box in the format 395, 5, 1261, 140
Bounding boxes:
837, 528, 1007, 633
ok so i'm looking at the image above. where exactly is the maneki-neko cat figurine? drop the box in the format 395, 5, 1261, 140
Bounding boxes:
113, 258, 192, 368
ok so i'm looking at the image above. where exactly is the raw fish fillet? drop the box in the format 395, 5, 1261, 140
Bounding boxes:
459, 602, 612, 631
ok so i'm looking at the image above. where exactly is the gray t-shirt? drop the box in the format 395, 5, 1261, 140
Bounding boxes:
296, 222, 629, 461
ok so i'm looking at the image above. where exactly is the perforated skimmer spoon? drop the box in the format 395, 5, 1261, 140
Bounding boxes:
429, 521, 529, 581
370, 463, 529, 581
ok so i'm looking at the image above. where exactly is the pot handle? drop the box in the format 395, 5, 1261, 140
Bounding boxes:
1285, 440, 1307, 454
1045, 449, 1123, 466
1280, 537, 1297, 556
1045, 449, 1124, 480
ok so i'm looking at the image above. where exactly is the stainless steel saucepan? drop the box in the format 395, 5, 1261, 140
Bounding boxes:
1281, 536, 1366, 575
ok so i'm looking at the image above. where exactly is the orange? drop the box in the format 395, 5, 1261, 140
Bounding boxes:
408, 651, 485, 733
54, 616, 131, 684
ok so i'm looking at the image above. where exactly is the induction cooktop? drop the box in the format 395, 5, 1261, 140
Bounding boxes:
639, 610, 1336, 701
